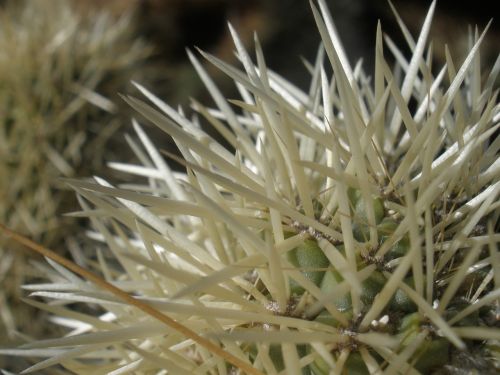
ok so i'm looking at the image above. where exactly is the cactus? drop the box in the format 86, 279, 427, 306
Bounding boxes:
0, 0, 150, 349
1, 0, 499, 374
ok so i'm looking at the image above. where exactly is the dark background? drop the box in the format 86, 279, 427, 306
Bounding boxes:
127, 0, 498, 103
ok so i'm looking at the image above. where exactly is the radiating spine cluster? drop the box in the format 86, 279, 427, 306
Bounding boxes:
1, 0, 499, 374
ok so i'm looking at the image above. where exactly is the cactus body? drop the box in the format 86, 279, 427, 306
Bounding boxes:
1, 1, 499, 374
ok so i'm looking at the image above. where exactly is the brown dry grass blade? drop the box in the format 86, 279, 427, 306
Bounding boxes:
0, 223, 264, 375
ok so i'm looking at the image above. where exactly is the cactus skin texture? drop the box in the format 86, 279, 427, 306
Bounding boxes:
1, 0, 499, 374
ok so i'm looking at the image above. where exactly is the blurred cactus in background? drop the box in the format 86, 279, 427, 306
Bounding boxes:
1, 0, 499, 374
0, 0, 151, 364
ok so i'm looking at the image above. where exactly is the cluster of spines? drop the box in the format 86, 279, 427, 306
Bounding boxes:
0, 0, 498, 374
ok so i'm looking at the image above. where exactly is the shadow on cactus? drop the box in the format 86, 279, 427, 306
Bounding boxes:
1, 0, 499, 374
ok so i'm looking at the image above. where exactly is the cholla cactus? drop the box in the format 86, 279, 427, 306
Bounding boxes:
2, 1, 499, 374
0, 0, 150, 243
0, 0, 150, 343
